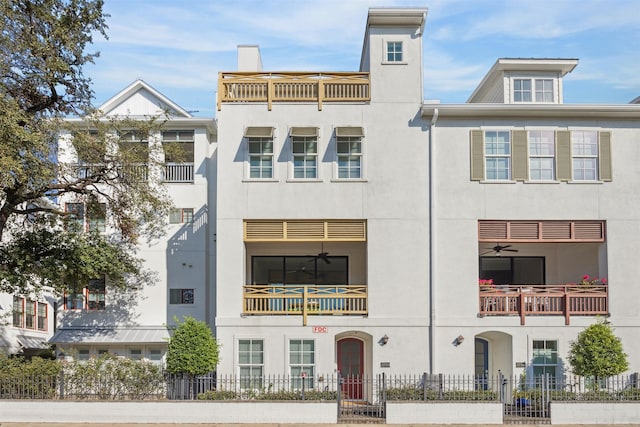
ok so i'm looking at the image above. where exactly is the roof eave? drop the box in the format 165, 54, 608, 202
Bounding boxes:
422, 103, 640, 120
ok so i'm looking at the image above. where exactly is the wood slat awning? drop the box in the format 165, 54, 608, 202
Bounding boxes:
244, 219, 366, 242
478, 220, 605, 242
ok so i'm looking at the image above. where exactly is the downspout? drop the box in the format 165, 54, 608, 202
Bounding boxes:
428, 107, 439, 374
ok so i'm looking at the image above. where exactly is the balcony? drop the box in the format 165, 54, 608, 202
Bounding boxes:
479, 284, 608, 325
163, 163, 194, 183
217, 72, 370, 111
243, 285, 367, 325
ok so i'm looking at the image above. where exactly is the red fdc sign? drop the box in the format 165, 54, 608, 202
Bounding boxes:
312, 326, 328, 333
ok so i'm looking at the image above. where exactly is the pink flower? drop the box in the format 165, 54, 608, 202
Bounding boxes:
601, 278, 607, 284
583, 275, 590, 280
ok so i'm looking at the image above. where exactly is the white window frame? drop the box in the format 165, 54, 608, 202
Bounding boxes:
571, 130, 598, 181
289, 339, 315, 390
292, 135, 318, 179
531, 339, 558, 386
513, 78, 554, 103
535, 79, 554, 102
248, 137, 274, 179
528, 130, 555, 181
484, 131, 511, 180
385, 40, 403, 63
238, 339, 264, 390
335, 127, 364, 180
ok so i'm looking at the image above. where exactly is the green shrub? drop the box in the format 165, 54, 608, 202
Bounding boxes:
63, 354, 164, 400
197, 388, 337, 401
0, 354, 61, 398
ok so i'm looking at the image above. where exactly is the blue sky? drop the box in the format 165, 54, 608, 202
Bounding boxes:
86, 0, 640, 117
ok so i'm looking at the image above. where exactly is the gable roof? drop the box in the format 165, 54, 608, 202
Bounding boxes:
98, 79, 193, 118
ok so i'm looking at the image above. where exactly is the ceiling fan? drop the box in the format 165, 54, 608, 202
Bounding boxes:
305, 251, 331, 264
305, 243, 331, 264
482, 243, 518, 257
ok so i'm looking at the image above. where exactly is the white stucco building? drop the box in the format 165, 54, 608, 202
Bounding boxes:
46, 80, 216, 362
2, 7, 640, 397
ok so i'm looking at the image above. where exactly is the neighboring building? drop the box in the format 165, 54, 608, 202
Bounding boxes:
47, 80, 216, 363
2, 7, 640, 397
422, 57, 640, 383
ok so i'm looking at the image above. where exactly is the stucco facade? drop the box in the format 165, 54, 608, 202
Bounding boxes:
2, 7, 639, 393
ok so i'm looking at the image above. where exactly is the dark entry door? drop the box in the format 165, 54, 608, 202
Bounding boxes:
337, 338, 363, 399
475, 338, 489, 390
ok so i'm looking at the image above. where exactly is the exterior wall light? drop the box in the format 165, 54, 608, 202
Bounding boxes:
454, 335, 465, 346
379, 334, 389, 346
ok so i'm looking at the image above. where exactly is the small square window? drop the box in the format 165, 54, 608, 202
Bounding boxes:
170, 288, 194, 304
386, 41, 403, 62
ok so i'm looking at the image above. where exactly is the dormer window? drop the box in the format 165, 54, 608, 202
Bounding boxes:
514, 78, 554, 103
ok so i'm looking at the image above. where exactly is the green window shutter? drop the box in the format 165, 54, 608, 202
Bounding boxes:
470, 130, 484, 181
556, 130, 572, 181
512, 130, 528, 181
598, 131, 612, 181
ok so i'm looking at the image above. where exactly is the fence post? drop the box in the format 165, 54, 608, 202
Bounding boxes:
438, 373, 444, 399
58, 368, 64, 399
498, 370, 505, 403
337, 374, 342, 420
422, 372, 427, 401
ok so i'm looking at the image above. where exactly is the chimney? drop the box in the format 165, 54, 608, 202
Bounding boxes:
237, 45, 263, 72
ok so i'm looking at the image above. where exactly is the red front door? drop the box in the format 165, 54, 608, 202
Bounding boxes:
337, 338, 364, 399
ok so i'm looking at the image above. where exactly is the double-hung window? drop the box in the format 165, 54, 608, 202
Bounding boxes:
290, 339, 315, 390
571, 130, 598, 181
386, 41, 403, 62
65, 202, 106, 232
532, 339, 558, 386
484, 131, 511, 180
472, 129, 611, 182
13, 296, 47, 331
245, 127, 274, 179
535, 79, 554, 102
514, 79, 532, 102
239, 339, 264, 389
291, 127, 318, 179
336, 127, 364, 179
529, 131, 555, 180
65, 277, 106, 310
514, 78, 554, 103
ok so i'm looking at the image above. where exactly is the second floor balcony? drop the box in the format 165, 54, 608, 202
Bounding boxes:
243, 284, 367, 325
479, 284, 608, 325
217, 72, 370, 111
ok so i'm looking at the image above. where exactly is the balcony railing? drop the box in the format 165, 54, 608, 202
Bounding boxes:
163, 163, 194, 183
218, 72, 370, 111
243, 285, 367, 325
479, 284, 608, 325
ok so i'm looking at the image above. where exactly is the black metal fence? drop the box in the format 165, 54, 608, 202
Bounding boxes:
2, 369, 639, 403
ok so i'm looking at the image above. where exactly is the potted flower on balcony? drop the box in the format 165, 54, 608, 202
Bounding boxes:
579, 275, 607, 288
479, 278, 495, 287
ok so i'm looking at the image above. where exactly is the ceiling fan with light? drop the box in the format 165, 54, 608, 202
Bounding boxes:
481, 243, 519, 257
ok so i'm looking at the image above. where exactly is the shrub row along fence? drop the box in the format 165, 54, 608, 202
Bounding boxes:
1, 356, 639, 402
